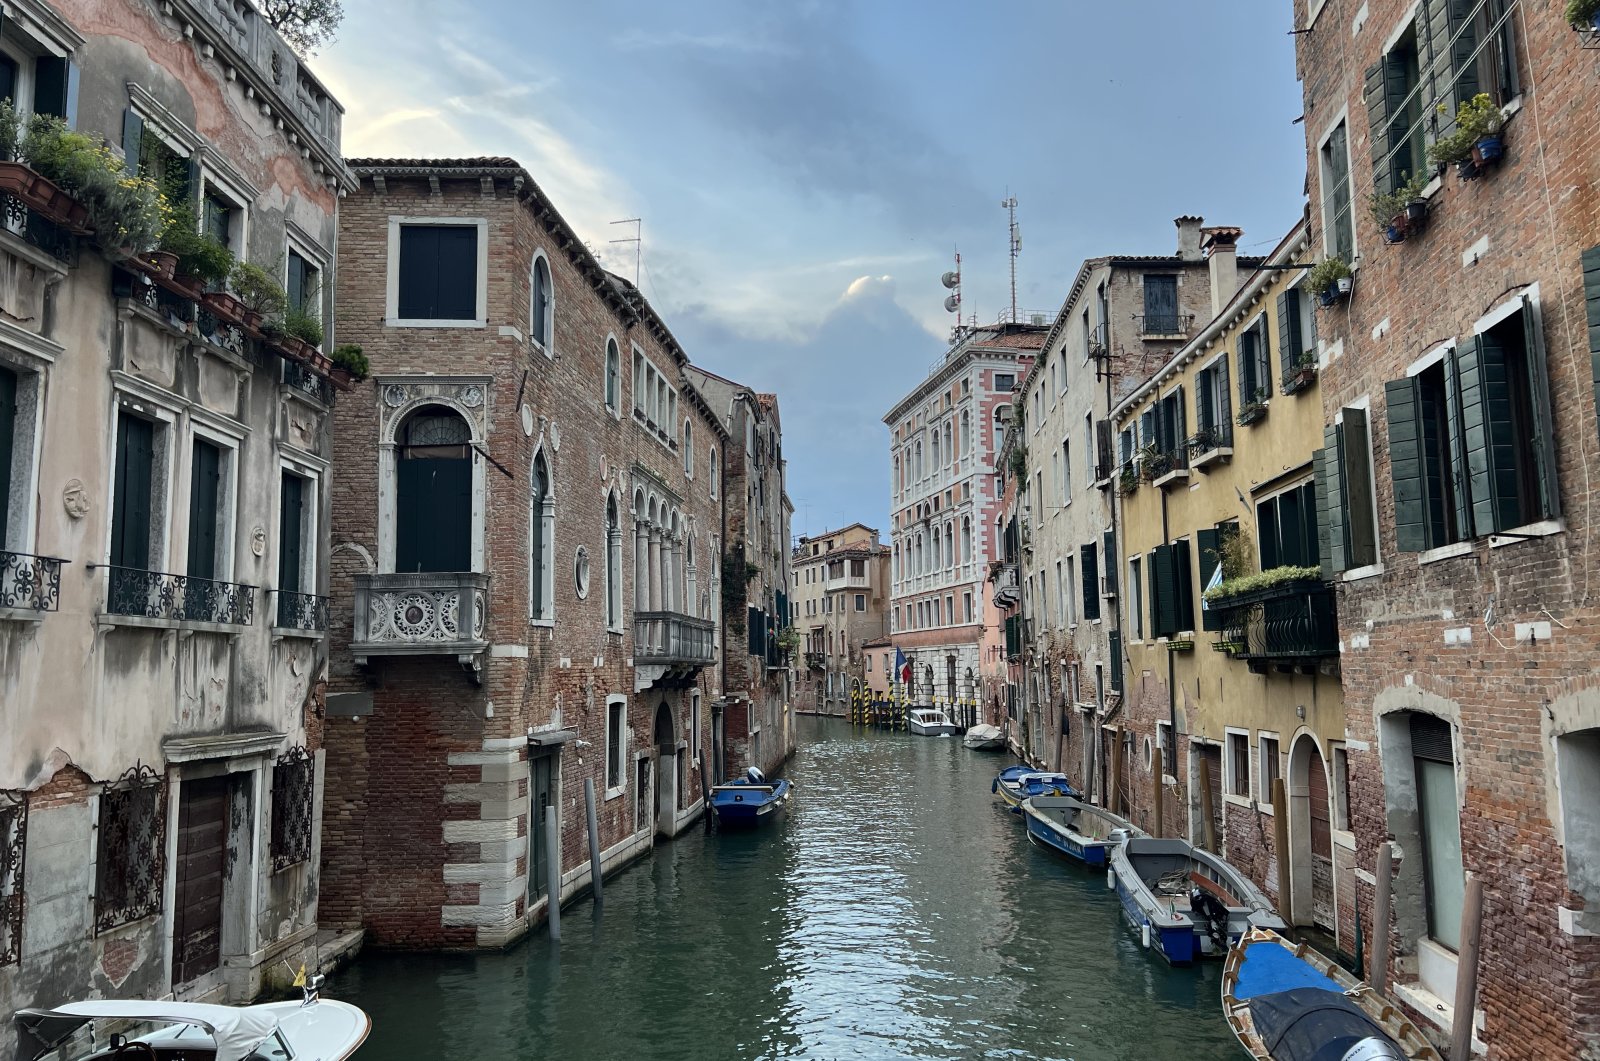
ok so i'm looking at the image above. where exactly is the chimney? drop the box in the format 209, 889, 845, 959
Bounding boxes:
1202, 226, 1243, 317
1175, 215, 1204, 261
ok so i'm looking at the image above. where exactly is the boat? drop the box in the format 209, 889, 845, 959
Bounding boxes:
1109, 835, 1287, 965
1222, 927, 1441, 1060
907, 707, 957, 735
991, 765, 1075, 812
710, 767, 792, 827
15, 975, 369, 1061
962, 723, 1004, 750
1021, 794, 1143, 866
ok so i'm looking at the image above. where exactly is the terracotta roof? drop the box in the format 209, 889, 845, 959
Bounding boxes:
347, 157, 522, 170
968, 330, 1047, 351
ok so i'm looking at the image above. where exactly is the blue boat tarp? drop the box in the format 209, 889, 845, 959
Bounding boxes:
1233, 936, 1344, 1000
1247, 987, 1403, 1061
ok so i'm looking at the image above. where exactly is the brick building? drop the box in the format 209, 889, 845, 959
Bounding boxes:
0, 0, 349, 1040
1293, 0, 1600, 1054
790, 522, 889, 715
322, 157, 748, 950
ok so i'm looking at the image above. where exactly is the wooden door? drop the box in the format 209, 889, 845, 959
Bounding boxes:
172, 776, 228, 987
1307, 747, 1335, 930
1200, 744, 1223, 852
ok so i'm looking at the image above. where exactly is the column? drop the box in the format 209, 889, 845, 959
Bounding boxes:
648, 528, 663, 611
634, 523, 649, 611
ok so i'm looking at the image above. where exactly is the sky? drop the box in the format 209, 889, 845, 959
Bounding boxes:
315, 1, 1308, 541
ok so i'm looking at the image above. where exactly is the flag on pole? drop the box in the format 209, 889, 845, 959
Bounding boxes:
895, 648, 911, 686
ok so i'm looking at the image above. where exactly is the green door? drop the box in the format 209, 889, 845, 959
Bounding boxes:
112, 413, 154, 570
0, 366, 16, 550
396, 457, 471, 572
278, 473, 304, 594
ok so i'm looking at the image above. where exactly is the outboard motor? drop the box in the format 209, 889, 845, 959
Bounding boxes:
1338, 1038, 1403, 1061
746, 767, 765, 784
1191, 886, 1230, 954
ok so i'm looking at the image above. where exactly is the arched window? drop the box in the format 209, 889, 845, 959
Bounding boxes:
531, 254, 553, 353
396, 405, 472, 573
604, 337, 620, 413
709, 447, 719, 499
530, 452, 554, 620
606, 493, 622, 630
962, 516, 973, 564
931, 431, 940, 470
686, 534, 698, 618
684, 420, 694, 477
944, 422, 952, 466
961, 410, 971, 454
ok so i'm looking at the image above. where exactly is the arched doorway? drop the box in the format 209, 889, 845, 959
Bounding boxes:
653, 701, 676, 839
395, 405, 472, 572
1288, 734, 1335, 930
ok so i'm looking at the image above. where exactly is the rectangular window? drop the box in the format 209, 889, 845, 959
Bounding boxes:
1277, 286, 1317, 389
1195, 355, 1233, 447
994, 373, 1015, 392
1320, 120, 1354, 263
1239, 318, 1272, 410
1127, 556, 1144, 640
963, 592, 973, 624
111, 411, 156, 573
606, 699, 627, 793
854, 593, 865, 612
397, 223, 479, 321
1332, 746, 1351, 831
1315, 408, 1378, 574
1060, 557, 1072, 627
945, 594, 954, 627
1080, 541, 1100, 622
1411, 713, 1464, 949
1227, 731, 1251, 797
270, 750, 314, 870
0, 366, 16, 550
1256, 482, 1320, 571
95, 771, 165, 933
1259, 736, 1281, 803
1061, 439, 1072, 500
287, 249, 321, 318
201, 189, 240, 251
1366, 21, 1425, 199
1142, 274, 1180, 334
186, 438, 224, 582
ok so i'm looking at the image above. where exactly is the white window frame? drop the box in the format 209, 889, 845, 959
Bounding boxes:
709, 446, 719, 500
605, 695, 628, 799
105, 375, 182, 576
376, 380, 490, 573
0, 328, 60, 558
273, 454, 322, 633
384, 216, 490, 328
284, 226, 330, 333
198, 158, 256, 260
603, 335, 621, 418
1224, 727, 1253, 805
1258, 732, 1282, 809
529, 447, 555, 626
185, 412, 245, 584
529, 249, 554, 358
1315, 108, 1357, 265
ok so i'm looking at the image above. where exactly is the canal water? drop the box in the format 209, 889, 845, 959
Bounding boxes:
336, 716, 1241, 1060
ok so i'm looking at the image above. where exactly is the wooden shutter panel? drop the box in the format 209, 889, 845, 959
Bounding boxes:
1172, 538, 1194, 632
1586, 247, 1600, 452
1147, 549, 1165, 637
34, 56, 78, 126
1107, 630, 1123, 692
1455, 336, 1518, 536
1239, 332, 1255, 403
112, 414, 154, 570
1384, 377, 1428, 551
187, 440, 220, 581
1102, 530, 1118, 593
1314, 445, 1336, 580
1139, 409, 1155, 455
1320, 424, 1348, 575
1256, 320, 1272, 397
1277, 292, 1297, 389
1520, 295, 1560, 521
1080, 542, 1100, 621
1440, 346, 1473, 539
1175, 385, 1187, 449
1197, 526, 1224, 631
1364, 60, 1393, 197
278, 474, 303, 595
1342, 408, 1378, 566
397, 226, 437, 319
1217, 354, 1233, 439
747, 606, 762, 655
1446, 0, 1480, 108
1095, 418, 1114, 479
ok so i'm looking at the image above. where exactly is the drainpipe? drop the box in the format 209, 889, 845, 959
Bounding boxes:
1161, 486, 1176, 783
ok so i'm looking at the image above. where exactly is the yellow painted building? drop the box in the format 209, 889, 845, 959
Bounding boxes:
1111, 216, 1353, 948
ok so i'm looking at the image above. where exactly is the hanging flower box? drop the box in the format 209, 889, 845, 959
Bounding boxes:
200, 290, 247, 326
0, 160, 91, 233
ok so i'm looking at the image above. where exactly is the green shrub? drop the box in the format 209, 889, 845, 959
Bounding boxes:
1306, 256, 1352, 293
160, 216, 234, 286
282, 306, 324, 347
1567, 0, 1600, 28
230, 260, 287, 316
20, 113, 172, 254
331, 343, 369, 379
1202, 564, 1322, 605
1425, 93, 1504, 168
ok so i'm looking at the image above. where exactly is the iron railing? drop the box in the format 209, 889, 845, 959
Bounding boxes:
0, 789, 23, 967
1188, 423, 1234, 452
2, 195, 74, 264
1215, 580, 1338, 664
274, 589, 329, 632
94, 763, 165, 934
0, 550, 65, 611
283, 358, 335, 404
1134, 313, 1194, 336
1142, 446, 1191, 481
195, 307, 245, 356
270, 747, 314, 871
104, 566, 255, 625
635, 610, 715, 667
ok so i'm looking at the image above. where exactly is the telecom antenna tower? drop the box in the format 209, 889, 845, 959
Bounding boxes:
940, 252, 963, 342
1001, 195, 1020, 324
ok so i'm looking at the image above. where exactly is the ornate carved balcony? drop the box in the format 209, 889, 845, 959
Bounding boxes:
1213, 579, 1338, 674
351, 571, 489, 669
633, 610, 715, 690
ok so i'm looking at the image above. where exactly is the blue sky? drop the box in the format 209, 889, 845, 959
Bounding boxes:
317, 1, 1307, 540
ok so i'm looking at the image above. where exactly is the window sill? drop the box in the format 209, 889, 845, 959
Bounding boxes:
0, 607, 46, 625
96, 613, 181, 632
529, 617, 556, 629
271, 626, 325, 641
1418, 541, 1474, 565
1490, 519, 1563, 548
604, 786, 625, 802
1340, 562, 1384, 583
385, 318, 486, 329
1256, 801, 1275, 816
1223, 793, 1253, 810
530, 338, 552, 361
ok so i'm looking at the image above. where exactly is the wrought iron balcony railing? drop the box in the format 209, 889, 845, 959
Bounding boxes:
104, 566, 255, 625
273, 589, 330, 632
635, 610, 715, 667
2, 196, 74, 264
283, 358, 335, 404
351, 571, 489, 663
1, 550, 66, 612
1134, 313, 1194, 336
803, 651, 826, 670
1213, 579, 1338, 668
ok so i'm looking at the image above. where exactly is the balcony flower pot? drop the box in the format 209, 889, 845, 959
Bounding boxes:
1236, 402, 1268, 426
1471, 135, 1503, 167
200, 290, 247, 326
143, 249, 178, 279
1404, 199, 1429, 226
0, 160, 90, 232
1384, 215, 1408, 244
1282, 364, 1318, 395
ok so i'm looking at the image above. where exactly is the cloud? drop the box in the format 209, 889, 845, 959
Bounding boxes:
843, 275, 894, 300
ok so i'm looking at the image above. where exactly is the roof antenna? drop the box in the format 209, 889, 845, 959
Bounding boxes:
1001, 194, 1020, 324
609, 218, 641, 287
941, 250, 963, 343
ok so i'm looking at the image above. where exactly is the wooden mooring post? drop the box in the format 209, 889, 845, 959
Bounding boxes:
1271, 777, 1293, 926
1197, 755, 1217, 853
1449, 874, 1485, 1061
585, 777, 605, 901
1371, 841, 1394, 994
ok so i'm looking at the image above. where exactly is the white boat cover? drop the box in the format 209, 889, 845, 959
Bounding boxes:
32, 1000, 282, 1061
965, 724, 1003, 742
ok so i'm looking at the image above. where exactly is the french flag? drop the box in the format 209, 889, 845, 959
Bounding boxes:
895, 648, 911, 686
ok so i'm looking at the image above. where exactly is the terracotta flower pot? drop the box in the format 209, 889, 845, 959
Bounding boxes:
200, 290, 246, 325
146, 250, 179, 279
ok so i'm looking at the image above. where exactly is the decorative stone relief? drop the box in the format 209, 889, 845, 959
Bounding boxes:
520, 404, 534, 437
549, 421, 560, 451
62, 479, 90, 520
376, 378, 493, 441
460, 385, 483, 408
251, 526, 266, 557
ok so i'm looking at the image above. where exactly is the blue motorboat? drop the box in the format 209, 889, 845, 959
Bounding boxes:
710, 767, 792, 828
1109, 836, 1286, 965
991, 766, 1075, 812
1021, 795, 1142, 866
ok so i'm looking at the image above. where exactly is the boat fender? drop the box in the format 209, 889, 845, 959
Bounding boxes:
1141, 920, 1150, 949
1339, 1039, 1404, 1061
1106, 868, 1115, 890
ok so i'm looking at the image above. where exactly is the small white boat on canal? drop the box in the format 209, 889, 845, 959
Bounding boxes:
908, 707, 957, 735
962, 723, 1004, 750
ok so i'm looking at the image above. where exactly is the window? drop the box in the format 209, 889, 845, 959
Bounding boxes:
530, 253, 553, 352
633, 351, 679, 444
1147, 540, 1194, 637
1127, 556, 1144, 640
94, 767, 165, 933
1276, 286, 1317, 391
270, 749, 314, 870
286, 248, 321, 320
963, 591, 973, 624
109, 409, 162, 614
1259, 736, 1281, 804
709, 447, 719, 499
854, 593, 865, 612
530, 453, 554, 621
691, 691, 702, 765
1409, 713, 1464, 949
1367, 21, 1425, 199
606, 698, 627, 794
1119, 426, 1135, 469
1238, 317, 1272, 411
1063, 555, 1075, 626
275, 470, 317, 628
1319, 120, 1354, 263
1055, 560, 1066, 628
994, 373, 1015, 392
1332, 746, 1351, 832
1142, 275, 1180, 334
1256, 481, 1319, 571
1080, 541, 1100, 622
1195, 355, 1233, 448
1226, 731, 1251, 797
0, 27, 75, 121
605, 338, 620, 414
185, 437, 233, 614
605, 495, 622, 630
1314, 407, 1379, 573
391, 220, 485, 325
1556, 729, 1600, 913
396, 406, 472, 573
1061, 439, 1072, 501
1139, 386, 1187, 462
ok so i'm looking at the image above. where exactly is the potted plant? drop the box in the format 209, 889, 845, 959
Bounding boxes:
1567, 0, 1600, 31
280, 306, 325, 363
1306, 257, 1353, 307
1136, 442, 1172, 481
1237, 388, 1270, 425
1186, 427, 1221, 454
1118, 466, 1139, 495
8, 110, 132, 235
1426, 94, 1506, 180
159, 216, 234, 297
229, 260, 287, 331
330, 342, 370, 381
1368, 172, 1430, 244
1283, 350, 1318, 395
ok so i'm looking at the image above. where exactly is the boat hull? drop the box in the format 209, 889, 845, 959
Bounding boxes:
1110, 836, 1286, 967
1020, 796, 1137, 867
909, 720, 958, 736
1025, 810, 1110, 865
711, 778, 792, 828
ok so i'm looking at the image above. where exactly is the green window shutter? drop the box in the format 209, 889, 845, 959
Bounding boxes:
1139, 408, 1155, 453
1258, 496, 1282, 571
1080, 543, 1100, 622
1314, 446, 1335, 579
1440, 346, 1472, 540
34, 56, 78, 126
1239, 333, 1256, 404
1318, 425, 1348, 575
1364, 60, 1393, 198
1108, 630, 1123, 692
1420, 0, 1452, 114
1175, 385, 1187, 448
1446, 0, 1481, 109
1277, 292, 1297, 388
1217, 353, 1233, 438
1342, 408, 1378, 566
1520, 294, 1561, 521
112, 413, 154, 570
1172, 538, 1194, 632
122, 108, 144, 163
1197, 527, 1224, 631
1148, 548, 1167, 637
1102, 530, 1118, 593
1385, 377, 1428, 552
1455, 336, 1518, 536
1257, 320, 1272, 396
1585, 246, 1600, 452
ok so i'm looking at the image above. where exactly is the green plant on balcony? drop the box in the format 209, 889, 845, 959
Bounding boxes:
160, 214, 234, 287
230, 260, 288, 318
331, 343, 369, 379
1218, 529, 1254, 581
1236, 388, 1270, 425
1137, 442, 1171, 481
1007, 442, 1028, 479
1369, 171, 1430, 244
1186, 427, 1223, 454
1426, 93, 1505, 173
282, 305, 324, 347
1118, 466, 1140, 495
1201, 564, 1322, 606
1567, 0, 1600, 29
1306, 256, 1352, 308
16, 111, 172, 255
774, 626, 802, 655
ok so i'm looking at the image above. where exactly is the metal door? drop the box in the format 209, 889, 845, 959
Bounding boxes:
172, 776, 227, 986
528, 755, 554, 901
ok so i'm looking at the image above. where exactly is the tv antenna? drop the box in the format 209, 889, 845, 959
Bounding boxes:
940, 251, 963, 342
609, 218, 641, 287
1001, 195, 1020, 324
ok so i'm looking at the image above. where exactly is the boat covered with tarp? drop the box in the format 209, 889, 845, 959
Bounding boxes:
991, 766, 1075, 811
711, 767, 792, 827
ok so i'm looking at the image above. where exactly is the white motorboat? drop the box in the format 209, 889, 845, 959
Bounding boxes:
907, 707, 957, 735
16, 978, 369, 1061
962, 723, 1004, 750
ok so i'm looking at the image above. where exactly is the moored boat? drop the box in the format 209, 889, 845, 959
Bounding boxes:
1222, 927, 1441, 1060
1110, 835, 1286, 965
1021, 795, 1142, 866
991, 766, 1075, 811
908, 707, 958, 735
711, 767, 792, 827
962, 723, 1004, 750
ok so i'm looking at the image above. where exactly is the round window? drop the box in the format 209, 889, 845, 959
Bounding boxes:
574, 546, 591, 599
1143, 735, 1154, 771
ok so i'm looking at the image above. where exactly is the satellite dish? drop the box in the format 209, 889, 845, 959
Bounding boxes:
943, 295, 960, 313
940, 271, 959, 289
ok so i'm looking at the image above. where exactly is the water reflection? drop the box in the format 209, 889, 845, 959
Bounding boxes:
337, 717, 1240, 1060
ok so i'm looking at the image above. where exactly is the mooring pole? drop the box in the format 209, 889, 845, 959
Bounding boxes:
544, 804, 562, 941
1272, 777, 1293, 926
1371, 841, 1394, 994
584, 777, 604, 905
1153, 760, 1164, 838
1449, 874, 1484, 1061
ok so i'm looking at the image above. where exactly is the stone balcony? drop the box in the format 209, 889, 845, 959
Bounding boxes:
351, 571, 489, 672
634, 610, 715, 690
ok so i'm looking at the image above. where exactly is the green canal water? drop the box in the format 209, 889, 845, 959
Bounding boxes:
335, 716, 1241, 1060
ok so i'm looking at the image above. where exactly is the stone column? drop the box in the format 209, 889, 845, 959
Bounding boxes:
634, 523, 649, 610
649, 528, 663, 611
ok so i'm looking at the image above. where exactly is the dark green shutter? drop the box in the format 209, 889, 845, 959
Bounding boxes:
1197, 527, 1224, 631
1257, 320, 1272, 397
1385, 377, 1428, 551
122, 108, 144, 163
112, 413, 154, 570
1314, 445, 1336, 579
1277, 292, 1297, 388
1217, 354, 1232, 438
396, 456, 471, 572
1455, 336, 1518, 536
1258, 496, 1281, 571
747, 606, 762, 655
1172, 538, 1194, 632
1364, 60, 1393, 198
1446, 0, 1480, 109
1175, 386, 1187, 449
1140, 408, 1155, 454
187, 440, 221, 581
1095, 418, 1113, 478
34, 56, 77, 126
278, 473, 304, 595
1521, 294, 1560, 520
1343, 409, 1378, 566
1441, 346, 1472, 540
1585, 246, 1600, 452
1147, 549, 1163, 637
0, 366, 14, 548
1421, 0, 1452, 116
1102, 530, 1118, 593
1239, 332, 1255, 404
287, 252, 307, 315
1108, 630, 1123, 692
1080, 543, 1100, 622
1320, 424, 1349, 575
